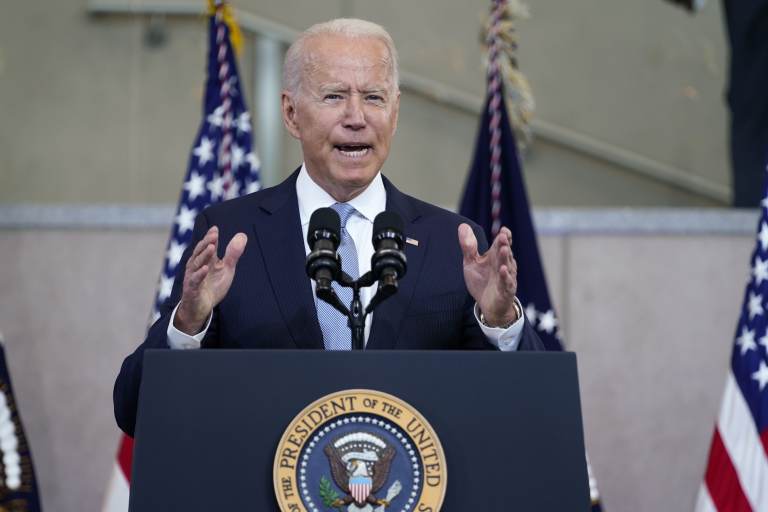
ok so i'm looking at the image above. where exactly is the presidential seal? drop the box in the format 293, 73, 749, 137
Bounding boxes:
274, 389, 446, 512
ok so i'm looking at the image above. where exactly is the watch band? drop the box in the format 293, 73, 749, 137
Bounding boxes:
478, 297, 523, 329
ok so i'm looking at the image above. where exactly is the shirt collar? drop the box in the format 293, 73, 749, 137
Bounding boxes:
297, 163, 386, 226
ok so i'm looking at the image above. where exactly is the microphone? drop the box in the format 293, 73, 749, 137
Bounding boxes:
306, 208, 341, 292
370, 212, 407, 293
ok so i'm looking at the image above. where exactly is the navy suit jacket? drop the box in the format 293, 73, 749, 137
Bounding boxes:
114, 171, 544, 435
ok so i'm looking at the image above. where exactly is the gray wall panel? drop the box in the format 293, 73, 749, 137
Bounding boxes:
0, 230, 165, 511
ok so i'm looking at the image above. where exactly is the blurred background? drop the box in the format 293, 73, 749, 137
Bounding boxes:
1, 1, 738, 207
0, 0, 764, 510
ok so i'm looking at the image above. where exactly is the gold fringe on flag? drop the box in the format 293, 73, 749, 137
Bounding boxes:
483, 0, 535, 152
207, 0, 244, 55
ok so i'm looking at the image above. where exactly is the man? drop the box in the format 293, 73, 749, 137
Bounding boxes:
114, 18, 543, 436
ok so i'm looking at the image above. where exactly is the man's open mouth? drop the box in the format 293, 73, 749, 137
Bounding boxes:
334, 144, 372, 158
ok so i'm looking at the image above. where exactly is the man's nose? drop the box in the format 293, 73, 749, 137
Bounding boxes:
342, 96, 366, 130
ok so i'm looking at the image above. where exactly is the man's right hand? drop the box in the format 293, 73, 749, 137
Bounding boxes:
174, 226, 248, 335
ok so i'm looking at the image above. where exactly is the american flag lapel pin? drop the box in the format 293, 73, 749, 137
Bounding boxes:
406, 237, 419, 247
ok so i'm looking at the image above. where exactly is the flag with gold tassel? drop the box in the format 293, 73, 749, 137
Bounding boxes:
461, 1, 605, 510
101, 2, 260, 510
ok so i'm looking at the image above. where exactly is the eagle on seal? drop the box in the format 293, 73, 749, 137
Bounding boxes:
324, 432, 396, 508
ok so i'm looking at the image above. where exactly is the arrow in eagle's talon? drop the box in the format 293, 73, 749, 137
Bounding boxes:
385, 480, 402, 501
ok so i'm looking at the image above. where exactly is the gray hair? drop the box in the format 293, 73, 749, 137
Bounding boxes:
282, 18, 400, 96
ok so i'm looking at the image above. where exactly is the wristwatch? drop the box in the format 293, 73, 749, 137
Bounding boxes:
477, 297, 523, 329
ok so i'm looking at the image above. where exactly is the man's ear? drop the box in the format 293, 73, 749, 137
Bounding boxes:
281, 91, 301, 140
390, 90, 401, 136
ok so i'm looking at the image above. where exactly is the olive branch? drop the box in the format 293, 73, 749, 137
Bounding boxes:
319, 475, 342, 509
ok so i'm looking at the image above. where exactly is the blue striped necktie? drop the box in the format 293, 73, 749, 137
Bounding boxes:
316, 202, 359, 350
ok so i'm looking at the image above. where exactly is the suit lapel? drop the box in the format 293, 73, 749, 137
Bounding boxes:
367, 178, 428, 350
252, 170, 324, 349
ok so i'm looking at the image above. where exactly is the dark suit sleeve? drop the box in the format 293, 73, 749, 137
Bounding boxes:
460, 222, 545, 352
113, 211, 213, 436
518, 319, 545, 351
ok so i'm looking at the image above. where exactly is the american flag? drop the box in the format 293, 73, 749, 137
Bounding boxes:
695, 158, 768, 511
458, 1, 604, 508
101, 2, 260, 510
149, 5, 261, 323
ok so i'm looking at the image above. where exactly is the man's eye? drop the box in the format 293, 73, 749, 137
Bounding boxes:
367, 95, 384, 102
324, 94, 343, 101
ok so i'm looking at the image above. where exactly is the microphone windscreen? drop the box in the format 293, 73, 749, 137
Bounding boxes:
373, 211, 404, 236
308, 207, 341, 245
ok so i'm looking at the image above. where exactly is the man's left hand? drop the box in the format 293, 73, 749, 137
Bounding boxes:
458, 223, 519, 327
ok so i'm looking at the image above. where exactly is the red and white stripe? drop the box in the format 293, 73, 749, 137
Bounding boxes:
696, 373, 768, 511
350, 482, 371, 504
101, 436, 133, 511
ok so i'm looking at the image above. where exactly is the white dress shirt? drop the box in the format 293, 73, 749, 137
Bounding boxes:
167, 165, 524, 350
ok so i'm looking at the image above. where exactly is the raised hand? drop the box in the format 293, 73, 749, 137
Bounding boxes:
174, 226, 247, 335
458, 223, 519, 327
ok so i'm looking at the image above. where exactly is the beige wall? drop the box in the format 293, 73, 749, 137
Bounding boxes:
0, 0, 729, 206
518, 0, 728, 188
0, 225, 753, 511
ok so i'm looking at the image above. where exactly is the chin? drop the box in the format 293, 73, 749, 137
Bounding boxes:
333, 166, 378, 186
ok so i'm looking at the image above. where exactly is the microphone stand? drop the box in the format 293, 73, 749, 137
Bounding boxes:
317, 271, 396, 351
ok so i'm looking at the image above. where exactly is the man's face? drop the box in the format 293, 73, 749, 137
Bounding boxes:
282, 34, 400, 201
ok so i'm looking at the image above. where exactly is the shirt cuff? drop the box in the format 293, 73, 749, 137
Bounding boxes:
474, 297, 525, 351
166, 302, 211, 350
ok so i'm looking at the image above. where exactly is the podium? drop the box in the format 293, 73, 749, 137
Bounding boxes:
129, 350, 590, 511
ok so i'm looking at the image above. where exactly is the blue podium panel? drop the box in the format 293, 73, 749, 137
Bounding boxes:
130, 350, 590, 511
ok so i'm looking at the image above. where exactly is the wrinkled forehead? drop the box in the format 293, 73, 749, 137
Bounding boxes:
301, 35, 395, 90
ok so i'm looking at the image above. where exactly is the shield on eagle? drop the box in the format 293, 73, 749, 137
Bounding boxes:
324, 432, 396, 507
349, 474, 372, 504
